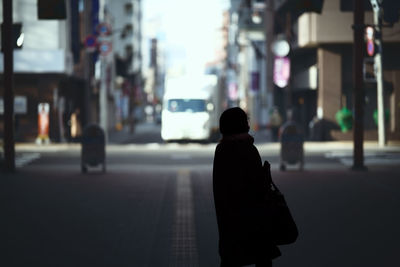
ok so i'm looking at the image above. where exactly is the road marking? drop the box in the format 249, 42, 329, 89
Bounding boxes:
340, 157, 400, 166
169, 169, 199, 267
16, 152, 40, 167
325, 151, 400, 166
145, 143, 161, 149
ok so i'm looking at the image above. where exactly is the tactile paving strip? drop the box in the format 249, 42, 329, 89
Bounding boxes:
169, 169, 199, 267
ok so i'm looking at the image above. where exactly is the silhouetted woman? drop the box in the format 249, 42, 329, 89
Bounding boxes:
213, 107, 281, 267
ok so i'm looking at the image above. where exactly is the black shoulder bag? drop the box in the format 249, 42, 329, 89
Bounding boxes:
263, 160, 299, 245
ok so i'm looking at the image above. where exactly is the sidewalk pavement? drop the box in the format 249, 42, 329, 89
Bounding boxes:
252, 128, 400, 152
108, 122, 163, 144
3, 123, 400, 153
108, 125, 135, 144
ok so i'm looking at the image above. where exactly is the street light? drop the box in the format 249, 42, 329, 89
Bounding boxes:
252, 11, 263, 24
16, 32, 24, 47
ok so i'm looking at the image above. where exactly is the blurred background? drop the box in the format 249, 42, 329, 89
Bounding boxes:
1, 0, 400, 146
1, 1, 400, 266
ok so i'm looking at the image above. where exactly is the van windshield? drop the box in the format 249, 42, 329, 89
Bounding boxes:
167, 99, 206, 113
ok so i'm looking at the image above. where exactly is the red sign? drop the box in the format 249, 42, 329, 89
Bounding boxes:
38, 103, 49, 139
85, 35, 97, 47
365, 26, 375, 57
96, 23, 112, 36
84, 35, 97, 52
367, 40, 375, 57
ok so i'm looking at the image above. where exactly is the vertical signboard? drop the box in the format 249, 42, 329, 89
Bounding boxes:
37, 103, 50, 144
273, 56, 291, 88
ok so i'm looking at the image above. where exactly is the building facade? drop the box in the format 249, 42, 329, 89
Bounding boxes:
0, 0, 143, 142
229, 0, 400, 141
0, 0, 76, 142
281, 0, 400, 141
107, 0, 142, 130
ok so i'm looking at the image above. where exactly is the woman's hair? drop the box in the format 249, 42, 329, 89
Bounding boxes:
219, 107, 249, 135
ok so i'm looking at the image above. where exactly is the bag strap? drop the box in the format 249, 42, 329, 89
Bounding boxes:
263, 160, 281, 193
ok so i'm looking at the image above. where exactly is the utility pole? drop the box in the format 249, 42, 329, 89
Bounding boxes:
265, 0, 275, 116
99, 56, 108, 142
83, 0, 93, 126
352, 0, 366, 170
371, 0, 386, 146
2, 0, 15, 172
98, 5, 112, 143
285, 12, 292, 111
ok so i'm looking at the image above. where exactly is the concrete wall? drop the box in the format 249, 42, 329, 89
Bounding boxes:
296, 0, 400, 47
390, 70, 400, 134
317, 47, 342, 123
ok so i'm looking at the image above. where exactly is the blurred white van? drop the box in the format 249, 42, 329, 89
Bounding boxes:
161, 75, 220, 141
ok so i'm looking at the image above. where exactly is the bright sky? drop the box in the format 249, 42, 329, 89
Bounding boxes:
143, 0, 230, 74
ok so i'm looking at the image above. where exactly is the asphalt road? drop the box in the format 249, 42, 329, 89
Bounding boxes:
1, 124, 400, 267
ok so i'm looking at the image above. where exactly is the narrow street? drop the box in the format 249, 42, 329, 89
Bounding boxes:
1, 123, 400, 267
2, 1, 400, 266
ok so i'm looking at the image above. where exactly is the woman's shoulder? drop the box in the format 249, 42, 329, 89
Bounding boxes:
215, 142, 229, 154
216, 139, 259, 156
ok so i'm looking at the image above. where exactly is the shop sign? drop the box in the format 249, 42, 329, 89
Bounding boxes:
272, 39, 290, 57
228, 83, 238, 101
273, 56, 291, 88
38, 103, 50, 140
251, 72, 260, 91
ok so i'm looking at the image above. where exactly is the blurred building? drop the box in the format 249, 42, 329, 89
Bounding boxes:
204, 10, 230, 127
274, 0, 400, 141
107, 0, 143, 130
0, 0, 79, 142
229, 0, 400, 141
227, 0, 268, 131
0, 0, 143, 142
143, 38, 162, 122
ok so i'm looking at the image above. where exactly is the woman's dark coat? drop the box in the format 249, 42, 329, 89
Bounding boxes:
213, 134, 281, 265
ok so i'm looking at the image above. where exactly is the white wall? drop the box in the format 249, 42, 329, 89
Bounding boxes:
0, 0, 72, 73
0, 0, 68, 49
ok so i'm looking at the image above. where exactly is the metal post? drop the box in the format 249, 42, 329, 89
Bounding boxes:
100, 56, 108, 143
372, 2, 386, 146
83, 0, 92, 126
285, 12, 292, 111
265, 0, 275, 118
352, 0, 366, 170
2, 0, 15, 172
